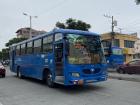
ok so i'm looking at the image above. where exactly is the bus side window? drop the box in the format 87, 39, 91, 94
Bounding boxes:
27, 41, 33, 54
34, 39, 42, 54
16, 45, 20, 56
21, 44, 26, 55
43, 35, 53, 53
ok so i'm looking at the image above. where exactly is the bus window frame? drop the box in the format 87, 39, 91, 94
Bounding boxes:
33, 38, 42, 54
16, 45, 21, 56
55, 33, 63, 42
20, 43, 26, 55
26, 41, 33, 54
42, 34, 53, 54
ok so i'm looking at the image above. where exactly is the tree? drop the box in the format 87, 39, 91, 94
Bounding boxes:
5, 37, 27, 47
136, 0, 140, 4
56, 18, 91, 31
0, 48, 9, 60
0, 37, 28, 60
0, 52, 2, 60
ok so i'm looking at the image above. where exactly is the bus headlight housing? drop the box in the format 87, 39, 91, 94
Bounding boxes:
71, 73, 80, 78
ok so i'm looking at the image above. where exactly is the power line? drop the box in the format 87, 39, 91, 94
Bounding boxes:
115, 27, 123, 33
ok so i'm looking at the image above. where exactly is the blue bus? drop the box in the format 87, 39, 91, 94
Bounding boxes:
105, 46, 124, 69
9, 29, 107, 87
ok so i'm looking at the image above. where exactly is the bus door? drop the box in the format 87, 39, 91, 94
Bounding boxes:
54, 42, 64, 83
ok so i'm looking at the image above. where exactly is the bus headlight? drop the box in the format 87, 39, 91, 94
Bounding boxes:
71, 73, 80, 78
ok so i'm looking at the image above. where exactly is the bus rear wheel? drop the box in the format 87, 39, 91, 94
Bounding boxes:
46, 71, 55, 88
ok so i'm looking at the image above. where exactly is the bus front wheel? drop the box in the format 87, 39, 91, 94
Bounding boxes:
46, 71, 55, 88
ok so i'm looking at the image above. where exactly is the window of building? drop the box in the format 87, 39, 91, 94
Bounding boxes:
102, 40, 111, 47
34, 39, 42, 53
43, 35, 53, 53
27, 41, 33, 54
124, 40, 135, 48
21, 44, 26, 55
114, 39, 120, 47
16, 45, 20, 55
32, 32, 35, 34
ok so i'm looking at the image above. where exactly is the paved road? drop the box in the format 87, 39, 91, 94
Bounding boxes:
0, 67, 140, 105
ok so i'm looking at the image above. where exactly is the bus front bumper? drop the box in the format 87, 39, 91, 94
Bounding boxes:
68, 75, 108, 85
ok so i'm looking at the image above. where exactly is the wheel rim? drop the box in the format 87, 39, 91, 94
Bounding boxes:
47, 73, 53, 85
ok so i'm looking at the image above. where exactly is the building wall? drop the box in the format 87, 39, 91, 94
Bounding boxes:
101, 32, 139, 63
16, 28, 46, 39
134, 39, 140, 59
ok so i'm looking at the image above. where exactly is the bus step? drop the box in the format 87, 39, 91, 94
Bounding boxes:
55, 76, 64, 84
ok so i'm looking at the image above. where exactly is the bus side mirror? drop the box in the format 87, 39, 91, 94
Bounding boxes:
65, 39, 69, 56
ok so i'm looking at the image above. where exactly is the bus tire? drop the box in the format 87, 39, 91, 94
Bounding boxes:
46, 71, 55, 88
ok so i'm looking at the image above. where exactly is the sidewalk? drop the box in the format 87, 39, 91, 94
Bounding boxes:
108, 72, 140, 82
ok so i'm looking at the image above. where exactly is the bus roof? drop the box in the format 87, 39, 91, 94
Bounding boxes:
10, 29, 99, 47
53, 29, 99, 36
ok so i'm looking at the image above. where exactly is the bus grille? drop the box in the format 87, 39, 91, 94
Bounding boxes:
83, 68, 100, 74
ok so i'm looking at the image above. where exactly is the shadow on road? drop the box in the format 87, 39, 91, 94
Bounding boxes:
55, 84, 106, 94
9, 75, 106, 94
5, 66, 107, 94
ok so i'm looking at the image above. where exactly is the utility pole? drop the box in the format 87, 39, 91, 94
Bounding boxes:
29, 16, 32, 38
23, 13, 38, 38
104, 14, 117, 47
111, 16, 115, 47
111, 16, 114, 33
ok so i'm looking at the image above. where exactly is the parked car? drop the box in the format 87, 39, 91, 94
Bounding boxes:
2, 60, 9, 66
117, 59, 140, 74
0, 62, 6, 77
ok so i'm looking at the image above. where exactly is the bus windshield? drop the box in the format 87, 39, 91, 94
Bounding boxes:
66, 34, 106, 64
112, 48, 123, 55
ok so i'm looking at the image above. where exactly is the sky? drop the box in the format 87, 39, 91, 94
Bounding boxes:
0, 0, 140, 50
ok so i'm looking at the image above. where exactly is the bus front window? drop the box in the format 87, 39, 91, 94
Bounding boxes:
66, 34, 105, 64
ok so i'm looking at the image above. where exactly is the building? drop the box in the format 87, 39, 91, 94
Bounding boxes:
16, 27, 46, 38
101, 32, 139, 63
134, 39, 140, 59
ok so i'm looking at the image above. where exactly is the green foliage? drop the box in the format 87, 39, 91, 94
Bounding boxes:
0, 48, 9, 60
0, 52, 2, 60
0, 37, 27, 60
56, 18, 91, 31
56, 22, 66, 29
136, 0, 140, 4
5, 37, 27, 47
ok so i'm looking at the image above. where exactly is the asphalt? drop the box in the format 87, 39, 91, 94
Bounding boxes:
1, 67, 140, 105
